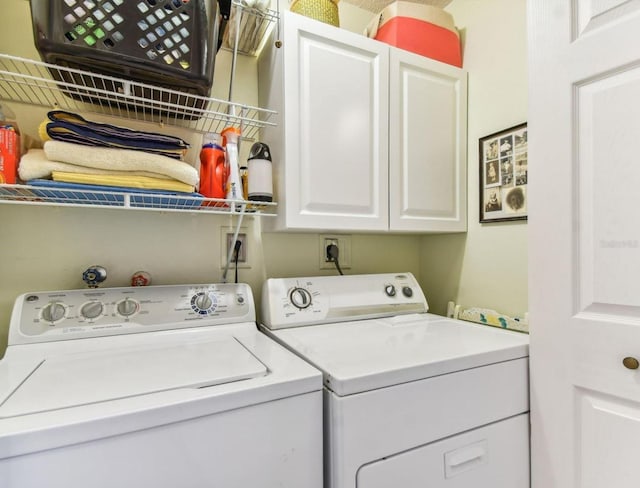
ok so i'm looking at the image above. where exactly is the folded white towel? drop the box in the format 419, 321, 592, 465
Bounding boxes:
19, 149, 178, 182
43, 141, 199, 186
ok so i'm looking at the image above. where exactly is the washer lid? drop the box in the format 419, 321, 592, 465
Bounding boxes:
267, 314, 529, 396
0, 337, 267, 418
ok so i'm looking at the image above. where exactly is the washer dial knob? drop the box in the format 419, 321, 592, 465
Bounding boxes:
81, 301, 104, 320
191, 292, 217, 315
194, 294, 213, 310
289, 287, 312, 309
41, 302, 66, 323
402, 286, 413, 298
385, 285, 397, 297
117, 298, 139, 317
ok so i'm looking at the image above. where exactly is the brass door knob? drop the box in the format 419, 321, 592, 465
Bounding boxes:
623, 357, 639, 370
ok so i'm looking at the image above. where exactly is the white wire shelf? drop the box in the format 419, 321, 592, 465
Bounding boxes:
0, 53, 276, 140
0, 184, 277, 216
222, 1, 279, 56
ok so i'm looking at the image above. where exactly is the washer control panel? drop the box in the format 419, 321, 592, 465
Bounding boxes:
10, 283, 254, 345
261, 273, 428, 329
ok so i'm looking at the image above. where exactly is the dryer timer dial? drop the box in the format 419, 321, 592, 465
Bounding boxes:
289, 287, 312, 309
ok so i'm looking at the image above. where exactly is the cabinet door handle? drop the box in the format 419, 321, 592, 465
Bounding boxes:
623, 357, 639, 370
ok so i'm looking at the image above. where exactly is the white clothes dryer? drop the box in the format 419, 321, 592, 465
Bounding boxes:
0, 283, 323, 488
260, 273, 530, 488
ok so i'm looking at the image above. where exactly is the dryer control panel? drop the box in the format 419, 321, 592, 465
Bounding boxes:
9, 283, 254, 345
261, 273, 428, 329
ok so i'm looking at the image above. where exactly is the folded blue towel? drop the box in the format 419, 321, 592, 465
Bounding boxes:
28, 179, 203, 209
45, 111, 189, 159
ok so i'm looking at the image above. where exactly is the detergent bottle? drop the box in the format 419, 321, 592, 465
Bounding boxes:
0, 104, 20, 184
199, 132, 226, 200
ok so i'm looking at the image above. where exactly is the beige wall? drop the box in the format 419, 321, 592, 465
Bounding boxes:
0, 0, 527, 357
420, 0, 529, 317
0, 1, 422, 357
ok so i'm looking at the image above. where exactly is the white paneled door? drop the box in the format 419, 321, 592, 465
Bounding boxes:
529, 1, 640, 487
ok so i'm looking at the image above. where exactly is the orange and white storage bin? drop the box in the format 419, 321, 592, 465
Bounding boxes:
365, 2, 462, 67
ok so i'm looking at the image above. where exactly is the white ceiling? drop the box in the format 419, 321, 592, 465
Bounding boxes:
341, 0, 452, 13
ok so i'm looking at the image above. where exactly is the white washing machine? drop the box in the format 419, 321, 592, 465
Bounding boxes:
260, 273, 530, 488
0, 283, 323, 488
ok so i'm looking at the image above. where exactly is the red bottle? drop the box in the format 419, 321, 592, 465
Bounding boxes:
199, 133, 226, 202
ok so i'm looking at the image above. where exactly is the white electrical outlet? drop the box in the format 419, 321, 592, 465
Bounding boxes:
319, 234, 351, 270
220, 227, 251, 269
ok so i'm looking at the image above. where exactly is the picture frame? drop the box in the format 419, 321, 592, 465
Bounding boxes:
479, 123, 528, 223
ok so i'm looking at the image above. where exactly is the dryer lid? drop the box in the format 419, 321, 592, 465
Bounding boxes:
268, 314, 529, 396
0, 337, 267, 418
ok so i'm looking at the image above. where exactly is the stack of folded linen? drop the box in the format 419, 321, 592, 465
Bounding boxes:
18, 111, 199, 194
43, 111, 189, 160
19, 142, 199, 193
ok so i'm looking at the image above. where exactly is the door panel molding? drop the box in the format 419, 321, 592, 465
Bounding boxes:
575, 65, 640, 311
575, 386, 640, 488
573, 0, 640, 39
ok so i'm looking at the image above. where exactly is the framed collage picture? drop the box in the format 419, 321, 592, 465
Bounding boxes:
479, 123, 528, 223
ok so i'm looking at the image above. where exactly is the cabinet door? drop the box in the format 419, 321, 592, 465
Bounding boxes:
389, 49, 467, 232
283, 13, 389, 231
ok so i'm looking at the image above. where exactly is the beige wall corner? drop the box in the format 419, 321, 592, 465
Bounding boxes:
420, 0, 528, 317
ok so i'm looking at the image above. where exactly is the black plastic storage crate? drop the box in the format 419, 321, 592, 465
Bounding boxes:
29, 0, 231, 115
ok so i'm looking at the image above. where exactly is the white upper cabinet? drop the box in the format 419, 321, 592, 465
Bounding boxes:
389, 48, 467, 232
259, 11, 389, 232
259, 11, 467, 233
